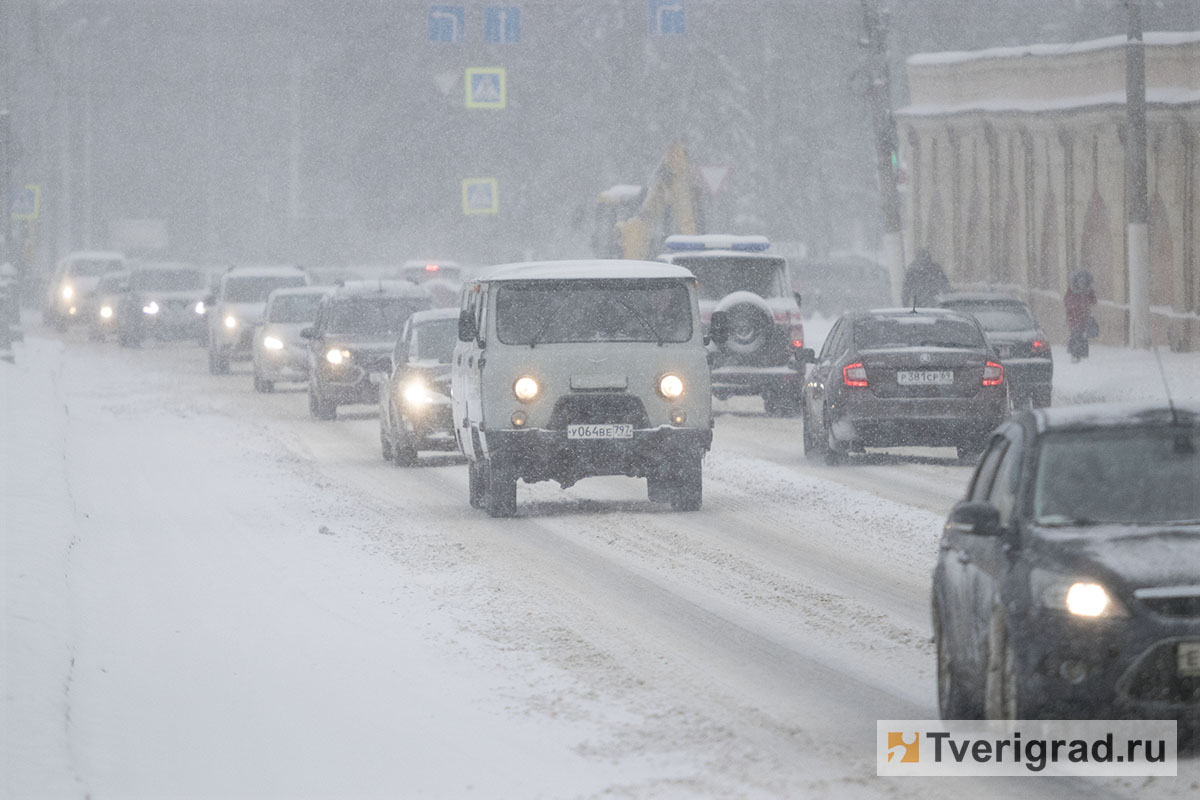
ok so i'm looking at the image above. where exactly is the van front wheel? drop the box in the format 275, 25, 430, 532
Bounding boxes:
484, 459, 517, 517
669, 455, 703, 511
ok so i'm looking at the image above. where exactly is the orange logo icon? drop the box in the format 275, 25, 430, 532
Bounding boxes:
887, 732, 920, 763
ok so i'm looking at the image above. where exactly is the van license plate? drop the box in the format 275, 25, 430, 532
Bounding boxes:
567, 424, 633, 440
897, 370, 954, 386
1179, 642, 1200, 677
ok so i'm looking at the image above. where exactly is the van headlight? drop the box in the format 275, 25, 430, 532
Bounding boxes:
326, 348, 350, 365
223, 314, 237, 329
658, 373, 685, 399
513, 376, 539, 402
61, 285, 74, 300
99, 305, 113, 319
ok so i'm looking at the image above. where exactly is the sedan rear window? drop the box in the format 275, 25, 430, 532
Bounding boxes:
1034, 427, 1200, 525
943, 301, 1036, 332
855, 316, 985, 350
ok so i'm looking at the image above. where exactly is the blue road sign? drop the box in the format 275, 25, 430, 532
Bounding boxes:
465, 67, 506, 109
484, 7, 521, 44
429, 5, 465, 42
10, 185, 39, 220
649, 0, 684, 35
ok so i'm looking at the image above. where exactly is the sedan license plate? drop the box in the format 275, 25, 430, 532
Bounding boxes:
1178, 642, 1200, 677
567, 423, 633, 440
896, 370, 954, 386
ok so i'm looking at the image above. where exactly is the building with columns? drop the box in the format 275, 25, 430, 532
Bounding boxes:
895, 32, 1199, 350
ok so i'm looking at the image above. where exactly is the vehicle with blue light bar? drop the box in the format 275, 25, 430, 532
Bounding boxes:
658, 235, 808, 416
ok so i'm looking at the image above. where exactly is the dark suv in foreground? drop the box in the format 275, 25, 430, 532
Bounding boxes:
933, 403, 1200, 724
303, 281, 432, 420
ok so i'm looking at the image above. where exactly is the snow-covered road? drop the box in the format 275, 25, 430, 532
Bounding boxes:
4, 325, 1198, 799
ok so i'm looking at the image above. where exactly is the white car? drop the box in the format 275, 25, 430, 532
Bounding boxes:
251, 286, 329, 392
452, 260, 719, 517
44, 250, 128, 332
206, 265, 310, 374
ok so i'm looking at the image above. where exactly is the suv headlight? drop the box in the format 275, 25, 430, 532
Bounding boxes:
263, 336, 284, 351
61, 285, 74, 300
1032, 569, 1128, 618
99, 305, 113, 319
223, 314, 238, 329
142, 301, 160, 315
403, 380, 434, 407
194, 301, 206, 315
513, 376, 539, 402
658, 373, 685, 399
326, 348, 350, 365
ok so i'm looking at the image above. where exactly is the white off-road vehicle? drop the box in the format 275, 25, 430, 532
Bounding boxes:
452, 260, 721, 517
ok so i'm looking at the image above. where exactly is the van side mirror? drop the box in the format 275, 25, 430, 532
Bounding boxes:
945, 501, 1002, 537
457, 310, 478, 343
708, 310, 729, 345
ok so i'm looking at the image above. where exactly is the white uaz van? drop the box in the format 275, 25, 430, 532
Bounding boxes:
452, 260, 719, 517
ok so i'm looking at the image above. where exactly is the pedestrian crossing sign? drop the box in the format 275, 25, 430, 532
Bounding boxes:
10, 184, 40, 220
462, 178, 498, 215
465, 67, 506, 109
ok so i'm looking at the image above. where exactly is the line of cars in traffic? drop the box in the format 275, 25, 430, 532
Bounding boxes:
40, 244, 1198, 729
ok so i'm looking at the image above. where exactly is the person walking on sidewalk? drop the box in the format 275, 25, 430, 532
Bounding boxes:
1065, 269, 1098, 362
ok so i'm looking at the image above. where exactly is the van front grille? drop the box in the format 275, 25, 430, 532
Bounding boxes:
548, 394, 649, 430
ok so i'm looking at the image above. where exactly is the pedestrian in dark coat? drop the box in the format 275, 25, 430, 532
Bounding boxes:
1065, 270, 1097, 362
901, 249, 951, 308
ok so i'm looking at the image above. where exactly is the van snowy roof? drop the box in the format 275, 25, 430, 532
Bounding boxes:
478, 260, 695, 282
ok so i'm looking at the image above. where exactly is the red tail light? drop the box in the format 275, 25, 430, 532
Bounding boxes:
843, 362, 868, 387
1031, 339, 1050, 357
983, 361, 1004, 386
788, 312, 805, 349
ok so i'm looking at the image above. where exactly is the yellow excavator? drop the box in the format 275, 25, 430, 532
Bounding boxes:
599, 141, 706, 260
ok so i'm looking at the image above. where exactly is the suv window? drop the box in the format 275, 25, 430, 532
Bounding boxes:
327, 296, 425, 339
130, 269, 205, 291
224, 276, 307, 302
268, 293, 322, 323
495, 280, 692, 345
671, 256, 787, 301
68, 259, 124, 278
1033, 427, 1200, 525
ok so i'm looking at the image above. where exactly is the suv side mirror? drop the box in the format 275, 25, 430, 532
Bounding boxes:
457, 310, 478, 343
794, 291, 803, 308
299, 326, 316, 340
707, 310, 729, 345
791, 348, 816, 370
945, 501, 1002, 537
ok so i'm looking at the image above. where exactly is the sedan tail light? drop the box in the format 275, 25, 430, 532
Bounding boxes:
1031, 339, 1051, 358
843, 362, 868, 387
788, 311, 805, 349
983, 361, 1004, 386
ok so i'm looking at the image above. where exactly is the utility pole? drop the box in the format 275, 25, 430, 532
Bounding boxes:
861, 0, 905, 304
1125, 0, 1151, 348
1, 0, 12, 265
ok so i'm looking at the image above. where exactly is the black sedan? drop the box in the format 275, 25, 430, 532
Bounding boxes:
378, 308, 459, 466
933, 403, 1200, 723
800, 308, 1008, 464
937, 292, 1053, 409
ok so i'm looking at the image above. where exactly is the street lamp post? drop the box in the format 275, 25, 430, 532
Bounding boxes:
1125, 0, 1151, 348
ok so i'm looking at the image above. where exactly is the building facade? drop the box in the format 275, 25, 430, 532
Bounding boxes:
896, 32, 1200, 350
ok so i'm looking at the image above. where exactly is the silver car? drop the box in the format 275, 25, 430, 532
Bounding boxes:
251, 286, 328, 392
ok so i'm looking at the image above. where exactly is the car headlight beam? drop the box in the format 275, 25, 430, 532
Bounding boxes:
1065, 582, 1113, 617
403, 381, 434, 406
99, 306, 113, 319
263, 336, 284, 351
223, 314, 237, 329
61, 285, 74, 300
325, 348, 350, 365
1034, 570, 1127, 619
142, 301, 160, 315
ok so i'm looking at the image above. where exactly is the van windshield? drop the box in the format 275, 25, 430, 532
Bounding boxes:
496, 280, 693, 345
